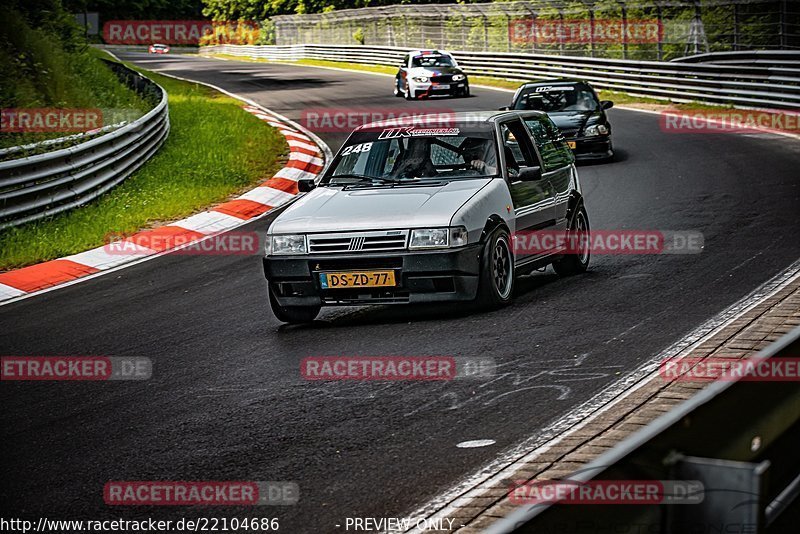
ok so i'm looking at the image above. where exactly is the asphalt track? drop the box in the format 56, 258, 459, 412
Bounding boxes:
2, 52, 800, 532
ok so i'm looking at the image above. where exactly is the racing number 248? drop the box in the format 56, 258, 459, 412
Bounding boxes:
341, 143, 372, 156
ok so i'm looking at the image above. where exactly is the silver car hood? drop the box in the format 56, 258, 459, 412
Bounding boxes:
270, 178, 492, 234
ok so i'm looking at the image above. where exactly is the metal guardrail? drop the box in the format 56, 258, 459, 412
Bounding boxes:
487, 325, 800, 534
674, 50, 800, 67
0, 60, 170, 230
202, 44, 800, 109
270, 0, 799, 61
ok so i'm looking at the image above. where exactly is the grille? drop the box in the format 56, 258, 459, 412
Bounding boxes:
431, 75, 453, 83
308, 231, 408, 254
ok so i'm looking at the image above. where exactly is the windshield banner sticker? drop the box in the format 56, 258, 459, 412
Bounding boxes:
378, 127, 461, 139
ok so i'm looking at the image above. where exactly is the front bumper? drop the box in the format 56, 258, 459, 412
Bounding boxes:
412, 81, 468, 98
570, 135, 613, 161
263, 244, 483, 306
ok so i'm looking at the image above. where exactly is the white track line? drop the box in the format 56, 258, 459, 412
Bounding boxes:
0, 51, 331, 308
398, 258, 800, 532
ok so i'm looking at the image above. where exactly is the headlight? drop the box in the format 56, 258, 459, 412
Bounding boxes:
452, 74, 465, 81
266, 234, 307, 255
413, 76, 429, 83
584, 124, 609, 137
409, 227, 468, 250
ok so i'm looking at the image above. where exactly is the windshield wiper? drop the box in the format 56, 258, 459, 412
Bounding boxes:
330, 174, 401, 184
330, 174, 405, 188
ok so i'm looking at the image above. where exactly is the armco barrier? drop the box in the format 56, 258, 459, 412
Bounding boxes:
202, 44, 800, 110
486, 325, 800, 534
0, 60, 169, 230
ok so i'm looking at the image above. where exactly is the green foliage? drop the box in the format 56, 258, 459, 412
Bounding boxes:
0, 5, 147, 148
65, 0, 203, 20
0, 65, 287, 269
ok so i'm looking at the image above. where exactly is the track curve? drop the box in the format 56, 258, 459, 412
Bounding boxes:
2, 52, 800, 532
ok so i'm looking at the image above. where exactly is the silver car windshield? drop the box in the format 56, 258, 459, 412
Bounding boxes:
324, 133, 498, 185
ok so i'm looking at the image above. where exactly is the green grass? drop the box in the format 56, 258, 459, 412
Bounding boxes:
0, 60, 287, 270
0, 11, 149, 149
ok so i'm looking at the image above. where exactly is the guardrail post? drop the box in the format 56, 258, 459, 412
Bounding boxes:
668, 456, 770, 534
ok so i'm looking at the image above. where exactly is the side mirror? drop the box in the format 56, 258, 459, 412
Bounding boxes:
298, 179, 316, 193
518, 165, 542, 181
600, 100, 614, 110
498, 106, 510, 111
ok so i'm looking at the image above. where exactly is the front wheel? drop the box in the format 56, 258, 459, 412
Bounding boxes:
476, 228, 515, 309
553, 206, 590, 276
393, 78, 403, 97
269, 286, 320, 324
404, 81, 414, 100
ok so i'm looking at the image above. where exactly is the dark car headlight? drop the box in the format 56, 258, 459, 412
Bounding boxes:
452, 74, 466, 82
584, 124, 610, 137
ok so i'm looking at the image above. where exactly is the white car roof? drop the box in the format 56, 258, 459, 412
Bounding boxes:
407, 49, 453, 57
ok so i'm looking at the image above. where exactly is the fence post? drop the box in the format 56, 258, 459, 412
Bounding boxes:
656, 4, 663, 61
780, 0, 788, 48
621, 2, 629, 59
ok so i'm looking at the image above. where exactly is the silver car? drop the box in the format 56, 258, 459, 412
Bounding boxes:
263, 111, 590, 323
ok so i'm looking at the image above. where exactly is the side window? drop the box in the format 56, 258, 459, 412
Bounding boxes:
524, 117, 573, 171
499, 119, 539, 179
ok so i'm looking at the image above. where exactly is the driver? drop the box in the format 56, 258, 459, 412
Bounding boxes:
391, 138, 437, 179
462, 138, 497, 174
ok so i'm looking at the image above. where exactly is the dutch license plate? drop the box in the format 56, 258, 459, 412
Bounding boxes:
567, 141, 577, 149
319, 271, 396, 289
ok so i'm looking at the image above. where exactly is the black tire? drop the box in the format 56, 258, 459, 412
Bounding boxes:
476, 228, 515, 309
404, 81, 414, 100
461, 83, 470, 97
269, 286, 320, 324
553, 206, 591, 276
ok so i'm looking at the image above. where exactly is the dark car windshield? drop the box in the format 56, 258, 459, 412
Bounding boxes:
514, 84, 599, 112
411, 54, 456, 68
322, 127, 498, 186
